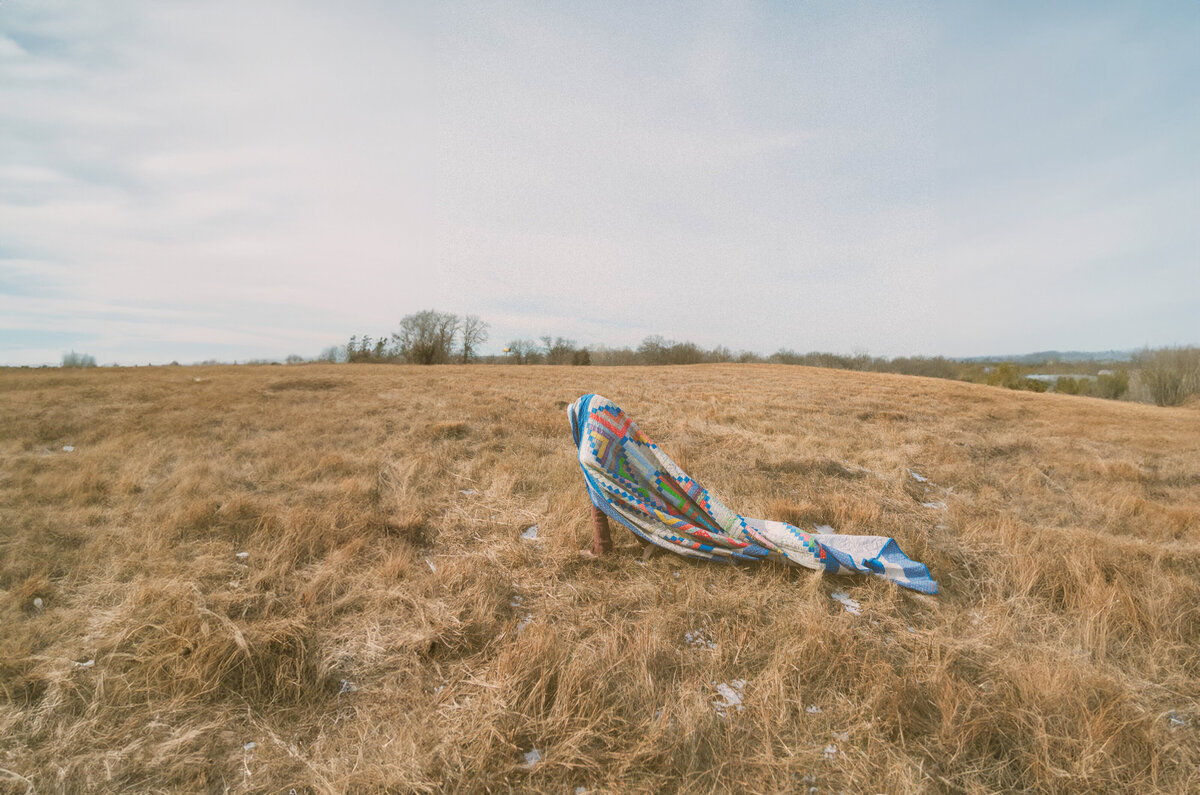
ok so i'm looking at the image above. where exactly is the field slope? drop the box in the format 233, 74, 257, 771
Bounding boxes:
2, 364, 1198, 793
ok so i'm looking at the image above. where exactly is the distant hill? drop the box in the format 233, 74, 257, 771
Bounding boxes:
956, 349, 1136, 365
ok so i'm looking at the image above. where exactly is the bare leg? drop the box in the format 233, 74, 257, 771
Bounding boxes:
590, 504, 613, 556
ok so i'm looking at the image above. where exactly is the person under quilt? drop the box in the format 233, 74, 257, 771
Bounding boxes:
568, 394, 938, 594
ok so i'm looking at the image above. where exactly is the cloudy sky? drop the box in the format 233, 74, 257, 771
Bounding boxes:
1, 1, 1197, 365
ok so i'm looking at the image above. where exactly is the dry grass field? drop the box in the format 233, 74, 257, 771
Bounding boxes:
2, 363, 1199, 793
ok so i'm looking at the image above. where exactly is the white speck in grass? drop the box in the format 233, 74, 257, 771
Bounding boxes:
908, 469, 928, 483
823, 743, 838, 761
830, 591, 862, 615
1167, 710, 1189, 728
575, 788, 587, 794
806, 704, 822, 714
337, 679, 357, 695
425, 558, 436, 573
243, 742, 257, 751
521, 525, 539, 541
62, 445, 75, 452
814, 524, 836, 534
712, 679, 746, 716
459, 489, 477, 495
75, 659, 95, 668
516, 614, 533, 634
921, 501, 947, 510
685, 630, 718, 650
520, 748, 542, 768
235, 551, 249, 559
33, 597, 44, 610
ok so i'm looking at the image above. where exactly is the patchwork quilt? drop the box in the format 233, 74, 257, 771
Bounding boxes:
569, 394, 938, 594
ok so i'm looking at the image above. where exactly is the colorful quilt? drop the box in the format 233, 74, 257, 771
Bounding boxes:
569, 394, 938, 594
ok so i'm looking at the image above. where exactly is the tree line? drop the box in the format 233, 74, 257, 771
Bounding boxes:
329, 310, 1199, 407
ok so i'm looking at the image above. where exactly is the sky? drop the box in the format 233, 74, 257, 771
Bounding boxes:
1, 0, 1197, 365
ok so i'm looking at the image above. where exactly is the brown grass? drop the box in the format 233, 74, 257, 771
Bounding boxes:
1, 364, 1198, 793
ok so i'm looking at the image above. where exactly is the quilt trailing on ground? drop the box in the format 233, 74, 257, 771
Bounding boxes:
569, 394, 938, 594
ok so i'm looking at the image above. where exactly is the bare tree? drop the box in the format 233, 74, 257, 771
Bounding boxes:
460, 315, 490, 363
505, 339, 540, 364
61, 351, 97, 368
541, 335, 577, 365
394, 310, 460, 364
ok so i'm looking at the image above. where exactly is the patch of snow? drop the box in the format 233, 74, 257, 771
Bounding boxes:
516, 614, 533, 634
337, 679, 357, 695
921, 501, 947, 510
235, 551, 249, 559
908, 469, 928, 483
806, 704, 822, 714
75, 659, 95, 668
32, 597, 44, 610
243, 742, 257, 751
1167, 710, 1189, 728
520, 748, 542, 768
823, 743, 838, 761
521, 525, 539, 541
830, 591, 862, 615
814, 524, 836, 534
685, 630, 718, 650
459, 489, 478, 495
62, 445, 75, 452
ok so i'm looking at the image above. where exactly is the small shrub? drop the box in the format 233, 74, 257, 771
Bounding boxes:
1137, 348, 1200, 406
1096, 370, 1129, 400
1055, 377, 1085, 395
1145, 369, 1186, 406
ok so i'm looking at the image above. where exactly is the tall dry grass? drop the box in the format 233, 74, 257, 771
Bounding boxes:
1, 364, 1198, 793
